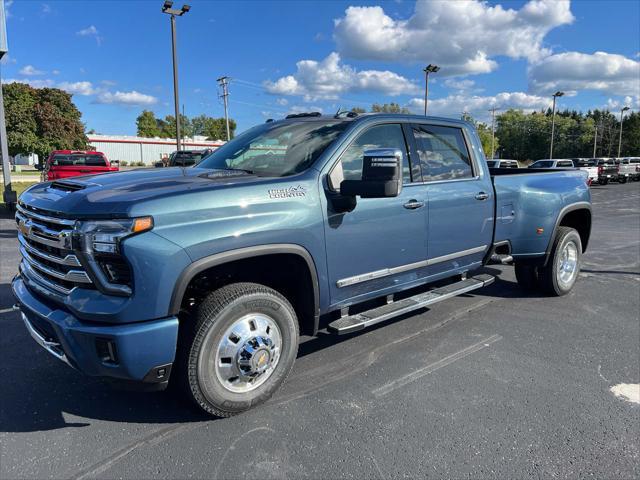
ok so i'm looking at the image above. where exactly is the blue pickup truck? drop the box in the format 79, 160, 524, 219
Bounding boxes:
12, 113, 591, 416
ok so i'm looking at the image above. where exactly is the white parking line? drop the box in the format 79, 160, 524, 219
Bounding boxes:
372, 334, 503, 398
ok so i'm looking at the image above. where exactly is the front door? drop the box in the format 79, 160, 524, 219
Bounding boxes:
410, 123, 493, 275
322, 123, 428, 307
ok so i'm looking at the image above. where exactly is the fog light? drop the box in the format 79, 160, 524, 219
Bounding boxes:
95, 338, 118, 364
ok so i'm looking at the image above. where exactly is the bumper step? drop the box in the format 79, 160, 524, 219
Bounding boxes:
328, 274, 495, 335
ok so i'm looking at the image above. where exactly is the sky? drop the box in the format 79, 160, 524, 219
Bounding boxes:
2, 0, 639, 136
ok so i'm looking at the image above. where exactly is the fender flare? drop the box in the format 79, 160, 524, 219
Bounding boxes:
169, 244, 321, 334
543, 201, 592, 265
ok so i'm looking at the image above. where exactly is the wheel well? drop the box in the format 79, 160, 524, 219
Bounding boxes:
559, 209, 591, 252
178, 254, 317, 336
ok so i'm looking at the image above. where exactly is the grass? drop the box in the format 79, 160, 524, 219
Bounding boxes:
0, 182, 38, 211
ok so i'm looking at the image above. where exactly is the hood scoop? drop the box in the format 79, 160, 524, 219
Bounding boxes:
49, 180, 87, 192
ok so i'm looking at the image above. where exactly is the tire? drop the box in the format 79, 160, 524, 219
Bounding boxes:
177, 282, 299, 417
599, 178, 608, 185
618, 176, 627, 184
514, 263, 539, 291
538, 226, 582, 296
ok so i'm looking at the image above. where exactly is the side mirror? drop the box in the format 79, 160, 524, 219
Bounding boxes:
340, 148, 403, 198
34, 163, 43, 171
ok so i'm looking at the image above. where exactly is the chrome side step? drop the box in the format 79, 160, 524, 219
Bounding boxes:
328, 274, 495, 335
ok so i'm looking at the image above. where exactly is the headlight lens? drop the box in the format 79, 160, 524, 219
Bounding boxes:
78, 216, 154, 254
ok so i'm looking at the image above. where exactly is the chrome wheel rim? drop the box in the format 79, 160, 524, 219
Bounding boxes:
557, 240, 578, 287
214, 313, 282, 393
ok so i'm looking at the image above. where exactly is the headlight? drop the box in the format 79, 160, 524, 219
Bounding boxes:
77, 217, 154, 254
75, 217, 153, 295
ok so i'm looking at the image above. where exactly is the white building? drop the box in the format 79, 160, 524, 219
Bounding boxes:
87, 135, 224, 165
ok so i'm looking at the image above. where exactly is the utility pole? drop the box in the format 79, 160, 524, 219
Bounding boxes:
217, 76, 231, 141
549, 91, 564, 159
593, 124, 598, 158
618, 106, 630, 158
0, 0, 15, 209
162, 1, 190, 152
489, 107, 499, 159
423, 64, 440, 116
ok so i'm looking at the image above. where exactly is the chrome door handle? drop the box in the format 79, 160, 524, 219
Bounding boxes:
403, 200, 425, 209
475, 192, 489, 201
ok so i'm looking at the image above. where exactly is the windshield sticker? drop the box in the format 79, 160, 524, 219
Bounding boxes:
268, 185, 306, 199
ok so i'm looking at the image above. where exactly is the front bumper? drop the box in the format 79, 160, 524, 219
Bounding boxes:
12, 275, 179, 384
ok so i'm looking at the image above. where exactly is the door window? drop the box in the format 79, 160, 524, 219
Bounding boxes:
329, 123, 411, 189
412, 125, 473, 181
557, 161, 574, 167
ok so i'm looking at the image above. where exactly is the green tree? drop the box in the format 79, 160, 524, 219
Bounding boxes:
204, 118, 236, 141
476, 123, 500, 159
2, 82, 87, 161
350, 107, 366, 114
160, 114, 193, 139
371, 103, 411, 114
136, 110, 161, 137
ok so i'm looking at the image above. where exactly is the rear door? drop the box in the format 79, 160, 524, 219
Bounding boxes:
411, 123, 493, 276
322, 122, 428, 306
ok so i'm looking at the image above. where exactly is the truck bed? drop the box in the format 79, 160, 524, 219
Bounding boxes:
490, 169, 589, 258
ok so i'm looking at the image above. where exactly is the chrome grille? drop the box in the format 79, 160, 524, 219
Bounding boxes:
15, 203, 93, 295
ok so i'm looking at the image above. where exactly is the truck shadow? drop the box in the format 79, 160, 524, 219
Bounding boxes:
0, 266, 544, 433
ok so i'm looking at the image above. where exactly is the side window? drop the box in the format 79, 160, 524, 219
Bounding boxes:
330, 124, 411, 189
558, 161, 573, 167
412, 125, 473, 181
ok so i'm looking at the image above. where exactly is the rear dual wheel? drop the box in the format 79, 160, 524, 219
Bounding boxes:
514, 226, 582, 296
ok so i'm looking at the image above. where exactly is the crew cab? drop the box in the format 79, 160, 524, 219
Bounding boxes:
38, 150, 118, 181
12, 114, 591, 417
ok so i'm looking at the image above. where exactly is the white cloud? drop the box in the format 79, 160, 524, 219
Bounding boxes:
264, 52, 420, 100
94, 90, 158, 106
19, 65, 45, 76
58, 81, 96, 96
1, 55, 17, 65
528, 51, 640, 97
276, 98, 289, 106
41, 3, 51, 14
288, 105, 324, 114
605, 96, 640, 110
406, 91, 551, 121
443, 78, 481, 93
52, 69, 60, 75
101, 80, 116, 87
76, 25, 102, 46
333, 0, 574, 75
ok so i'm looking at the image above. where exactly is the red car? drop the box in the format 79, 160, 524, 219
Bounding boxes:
40, 150, 119, 180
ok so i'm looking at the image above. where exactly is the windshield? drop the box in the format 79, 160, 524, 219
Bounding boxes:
573, 159, 596, 167
196, 120, 348, 177
171, 152, 207, 167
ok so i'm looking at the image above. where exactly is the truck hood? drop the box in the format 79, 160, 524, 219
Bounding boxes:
19, 167, 269, 217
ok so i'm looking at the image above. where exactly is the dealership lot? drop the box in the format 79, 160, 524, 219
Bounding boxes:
0, 183, 638, 479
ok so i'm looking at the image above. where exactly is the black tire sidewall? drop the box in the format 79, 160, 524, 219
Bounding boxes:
189, 286, 298, 416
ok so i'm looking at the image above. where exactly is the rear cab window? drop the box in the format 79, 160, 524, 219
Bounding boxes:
412, 124, 473, 181
51, 154, 107, 167
530, 160, 555, 168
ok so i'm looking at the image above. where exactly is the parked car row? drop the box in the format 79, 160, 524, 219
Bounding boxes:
527, 157, 640, 185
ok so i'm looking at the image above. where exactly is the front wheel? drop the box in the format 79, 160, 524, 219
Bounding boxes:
178, 283, 299, 417
538, 227, 582, 296
598, 178, 608, 185
618, 176, 628, 184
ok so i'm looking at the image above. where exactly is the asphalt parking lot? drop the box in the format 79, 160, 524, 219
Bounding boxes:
0, 183, 638, 479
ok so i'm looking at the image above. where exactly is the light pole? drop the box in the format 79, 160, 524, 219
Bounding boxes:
617, 106, 630, 158
549, 91, 564, 159
162, 1, 190, 152
489, 107, 499, 159
423, 64, 440, 115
